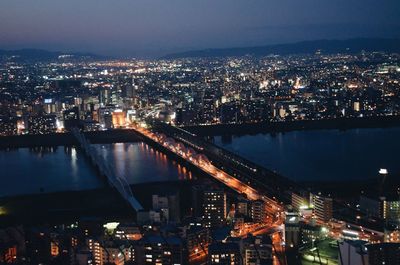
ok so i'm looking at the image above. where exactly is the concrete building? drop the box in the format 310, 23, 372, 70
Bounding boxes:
152, 193, 180, 223
242, 235, 273, 265
115, 224, 142, 241
139, 235, 184, 265
208, 242, 241, 265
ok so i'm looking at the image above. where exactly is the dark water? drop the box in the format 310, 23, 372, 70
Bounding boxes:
93, 142, 192, 183
0, 146, 101, 197
2, 128, 399, 197
0, 143, 191, 197
214, 127, 400, 182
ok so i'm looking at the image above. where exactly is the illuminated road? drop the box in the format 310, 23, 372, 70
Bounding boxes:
134, 125, 263, 200
132, 124, 287, 264
133, 125, 286, 209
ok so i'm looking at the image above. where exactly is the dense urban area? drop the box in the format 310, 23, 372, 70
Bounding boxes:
0, 51, 400, 134
0, 50, 400, 265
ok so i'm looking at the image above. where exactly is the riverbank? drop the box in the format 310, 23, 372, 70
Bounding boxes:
0, 188, 133, 228
301, 172, 400, 200
183, 115, 400, 136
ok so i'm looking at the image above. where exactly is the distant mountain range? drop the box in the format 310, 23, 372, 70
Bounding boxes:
0, 49, 100, 61
163, 38, 400, 59
2, 38, 400, 61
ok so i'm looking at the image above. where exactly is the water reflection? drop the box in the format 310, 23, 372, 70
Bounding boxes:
215, 127, 400, 182
0, 146, 102, 197
0, 142, 192, 197
93, 142, 192, 184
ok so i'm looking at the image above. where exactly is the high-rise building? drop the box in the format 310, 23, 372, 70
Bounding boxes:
86, 238, 102, 265
111, 109, 125, 128
382, 198, 400, 225
98, 108, 113, 129
250, 200, 265, 223
63, 107, 80, 130
203, 190, 227, 228
202, 90, 216, 124
360, 195, 400, 225
220, 102, 241, 124
310, 193, 333, 223
291, 191, 309, 212
359, 195, 382, 218
192, 185, 205, 217
285, 212, 300, 249
98, 87, 111, 107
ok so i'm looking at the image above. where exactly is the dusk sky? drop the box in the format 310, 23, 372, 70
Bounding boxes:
1, 0, 400, 57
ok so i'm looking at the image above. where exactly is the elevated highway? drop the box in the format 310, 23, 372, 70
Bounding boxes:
130, 123, 286, 216
152, 122, 305, 204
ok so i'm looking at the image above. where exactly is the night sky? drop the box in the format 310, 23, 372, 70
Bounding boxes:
1, 0, 400, 57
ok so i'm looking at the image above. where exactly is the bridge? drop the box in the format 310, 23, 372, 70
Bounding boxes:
130, 123, 289, 215
140, 123, 387, 242
71, 128, 143, 212
130, 122, 288, 264
151, 122, 304, 204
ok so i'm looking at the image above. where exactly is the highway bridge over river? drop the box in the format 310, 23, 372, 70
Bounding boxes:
151, 122, 304, 204
129, 122, 289, 216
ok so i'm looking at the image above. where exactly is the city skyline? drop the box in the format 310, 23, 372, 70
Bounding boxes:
1, 1, 400, 264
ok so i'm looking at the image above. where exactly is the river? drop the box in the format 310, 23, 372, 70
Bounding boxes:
0, 143, 192, 197
1, 127, 399, 197
214, 127, 400, 182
